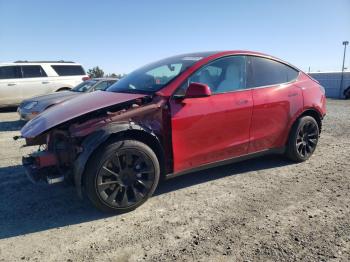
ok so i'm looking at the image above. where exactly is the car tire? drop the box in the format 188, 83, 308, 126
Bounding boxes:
84, 139, 160, 213
344, 87, 350, 99
286, 116, 319, 162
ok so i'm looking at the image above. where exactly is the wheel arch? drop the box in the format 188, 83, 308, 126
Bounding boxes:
285, 108, 323, 146
56, 87, 71, 92
297, 108, 323, 133
73, 123, 165, 198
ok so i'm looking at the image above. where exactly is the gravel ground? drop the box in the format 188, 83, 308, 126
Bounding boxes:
0, 100, 349, 262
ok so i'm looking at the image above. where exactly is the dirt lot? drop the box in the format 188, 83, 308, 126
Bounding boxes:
0, 100, 349, 261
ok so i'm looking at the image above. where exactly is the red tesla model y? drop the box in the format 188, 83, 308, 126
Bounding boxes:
20, 51, 326, 213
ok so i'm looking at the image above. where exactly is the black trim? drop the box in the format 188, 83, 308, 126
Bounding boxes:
165, 147, 285, 180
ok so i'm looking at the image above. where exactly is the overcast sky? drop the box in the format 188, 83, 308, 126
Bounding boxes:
0, 0, 349, 74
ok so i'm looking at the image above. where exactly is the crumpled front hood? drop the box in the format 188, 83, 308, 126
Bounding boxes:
21, 91, 146, 138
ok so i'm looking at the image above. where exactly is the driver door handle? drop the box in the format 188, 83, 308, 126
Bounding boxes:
8, 83, 16, 86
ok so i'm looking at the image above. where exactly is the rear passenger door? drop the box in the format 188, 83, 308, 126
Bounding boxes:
18, 65, 51, 99
0, 66, 22, 106
247, 56, 302, 153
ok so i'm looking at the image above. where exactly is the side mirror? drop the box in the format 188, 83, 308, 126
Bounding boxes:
185, 82, 212, 98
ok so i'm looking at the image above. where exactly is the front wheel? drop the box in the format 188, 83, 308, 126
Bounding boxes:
286, 116, 319, 162
84, 139, 160, 213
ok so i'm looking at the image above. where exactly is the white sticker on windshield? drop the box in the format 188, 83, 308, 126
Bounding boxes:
182, 57, 203, 61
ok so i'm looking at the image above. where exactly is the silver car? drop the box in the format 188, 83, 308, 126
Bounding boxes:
18, 78, 118, 121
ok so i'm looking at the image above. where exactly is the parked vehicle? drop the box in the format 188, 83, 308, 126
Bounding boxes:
19, 51, 326, 213
0, 61, 88, 107
18, 78, 118, 121
308, 71, 350, 99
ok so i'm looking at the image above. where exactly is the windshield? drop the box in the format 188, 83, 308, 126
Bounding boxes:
72, 80, 98, 92
107, 54, 210, 94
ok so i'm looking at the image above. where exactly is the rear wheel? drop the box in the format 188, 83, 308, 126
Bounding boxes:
344, 87, 350, 99
84, 139, 160, 213
286, 116, 319, 162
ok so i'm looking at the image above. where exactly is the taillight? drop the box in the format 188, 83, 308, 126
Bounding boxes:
82, 76, 90, 81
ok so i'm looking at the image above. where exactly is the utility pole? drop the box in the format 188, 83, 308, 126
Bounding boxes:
339, 41, 349, 98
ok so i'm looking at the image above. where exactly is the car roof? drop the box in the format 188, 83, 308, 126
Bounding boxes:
172, 50, 299, 69
0, 61, 82, 66
91, 78, 119, 81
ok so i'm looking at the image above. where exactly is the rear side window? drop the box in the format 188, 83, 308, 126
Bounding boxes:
21, 66, 47, 78
94, 81, 109, 91
0, 66, 21, 79
51, 65, 85, 76
248, 56, 299, 88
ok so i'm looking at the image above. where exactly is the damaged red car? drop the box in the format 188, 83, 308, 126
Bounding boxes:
19, 51, 326, 213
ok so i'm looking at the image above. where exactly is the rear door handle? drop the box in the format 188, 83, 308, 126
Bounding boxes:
236, 99, 249, 105
7, 83, 16, 86
42, 81, 49, 84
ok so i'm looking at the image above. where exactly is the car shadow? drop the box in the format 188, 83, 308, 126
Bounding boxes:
0, 155, 293, 239
0, 107, 18, 113
0, 107, 25, 132
0, 120, 25, 132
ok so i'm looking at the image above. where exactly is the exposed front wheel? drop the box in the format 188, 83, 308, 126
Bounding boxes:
84, 139, 160, 213
286, 116, 319, 162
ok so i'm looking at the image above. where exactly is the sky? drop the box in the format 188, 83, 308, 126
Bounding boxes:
0, 0, 349, 74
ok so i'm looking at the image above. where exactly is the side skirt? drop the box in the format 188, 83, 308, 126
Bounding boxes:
165, 147, 285, 180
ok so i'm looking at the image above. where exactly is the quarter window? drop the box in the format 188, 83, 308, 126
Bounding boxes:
188, 56, 247, 94
51, 65, 85, 76
0, 66, 21, 79
21, 66, 47, 78
248, 56, 299, 88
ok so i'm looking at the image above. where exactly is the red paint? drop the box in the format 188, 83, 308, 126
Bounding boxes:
185, 82, 212, 98
170, 89, 253, 172
248, 80, 304, 152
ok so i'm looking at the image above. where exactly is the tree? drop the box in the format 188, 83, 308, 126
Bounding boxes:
87, 66, 104, 78
105, 73, 127, 79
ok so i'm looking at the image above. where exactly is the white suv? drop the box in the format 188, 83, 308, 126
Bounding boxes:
0, 61, 88, 107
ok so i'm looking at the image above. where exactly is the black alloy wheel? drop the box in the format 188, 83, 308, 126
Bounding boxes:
96, 148, 155, 208
85, 139, 160, 213
286, 116, 320, 162
295, 120, 318, 158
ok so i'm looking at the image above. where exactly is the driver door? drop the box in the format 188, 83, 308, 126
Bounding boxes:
169, 56, 253, 173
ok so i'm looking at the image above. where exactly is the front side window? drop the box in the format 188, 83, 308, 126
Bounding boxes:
51, 65, 85, 76
0, 66, 21, 79
175, 56, 247, 96
248, 56, 299, 88
22, 66, 47, 78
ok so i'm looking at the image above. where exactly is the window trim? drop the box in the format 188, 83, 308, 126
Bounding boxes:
172, 54, 300, 98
